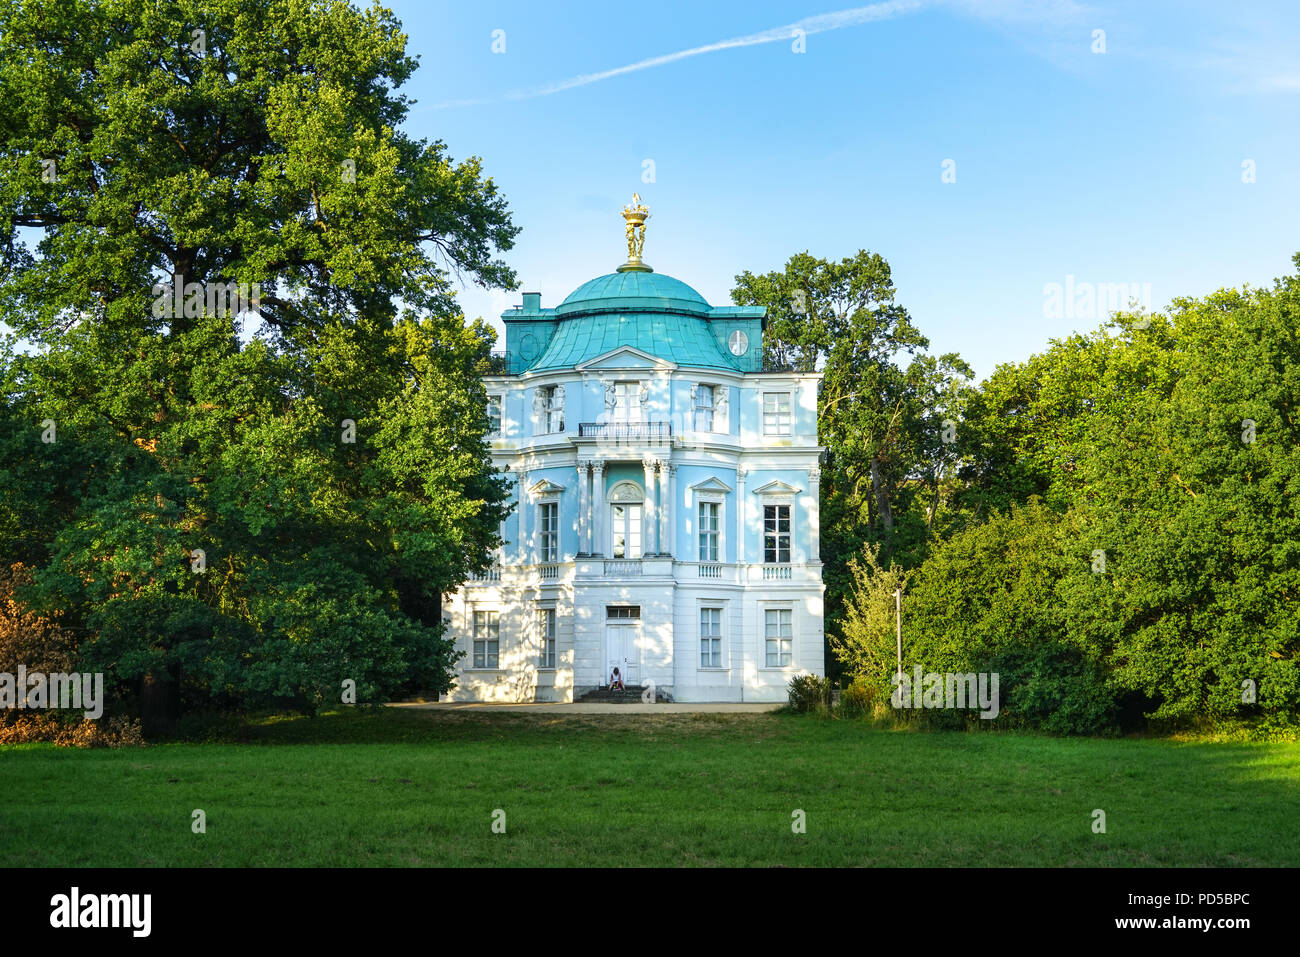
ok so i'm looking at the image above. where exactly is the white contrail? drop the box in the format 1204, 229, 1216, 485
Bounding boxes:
428, 1, 926, 110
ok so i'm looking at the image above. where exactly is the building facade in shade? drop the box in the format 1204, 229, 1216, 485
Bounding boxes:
444, 197, 825, 702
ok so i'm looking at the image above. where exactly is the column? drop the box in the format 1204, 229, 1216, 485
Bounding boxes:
658, 461, 672, 558
667, 463, 678, 559
807, 467, 821, 564
734, 467, 748, 688
592, 462, 606, 556
584, 461, 594, 555
576, 460, 590, 555
643, 457, 659, 556
735, 467, 747, 565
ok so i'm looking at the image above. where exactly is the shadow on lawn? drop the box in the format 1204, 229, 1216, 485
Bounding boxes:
173, 707, 767, 746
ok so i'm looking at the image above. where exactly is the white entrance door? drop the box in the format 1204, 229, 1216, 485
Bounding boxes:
605, 624, 640, 686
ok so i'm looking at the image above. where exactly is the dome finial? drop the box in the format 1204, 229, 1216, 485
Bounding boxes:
617, 194, 653, 273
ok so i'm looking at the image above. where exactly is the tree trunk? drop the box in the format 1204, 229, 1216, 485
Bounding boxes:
138, 670, 179, 737
870, 456, 894, 538
925, 467, 943, 539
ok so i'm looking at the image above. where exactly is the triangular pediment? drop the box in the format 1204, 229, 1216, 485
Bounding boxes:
528, 479, 566, 495
753, 479, 801, 495
575, 346, 677, 372
690, 476, 734, 494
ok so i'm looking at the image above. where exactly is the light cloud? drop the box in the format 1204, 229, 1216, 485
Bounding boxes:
426, 1, 927, 110
1260, 74, 1300, 91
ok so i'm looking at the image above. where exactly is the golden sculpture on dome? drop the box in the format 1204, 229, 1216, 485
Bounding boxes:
618, 193, 652, 272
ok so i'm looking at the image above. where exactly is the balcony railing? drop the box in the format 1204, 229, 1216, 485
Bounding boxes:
462, 560, 815, 588
578, 421, 671, 440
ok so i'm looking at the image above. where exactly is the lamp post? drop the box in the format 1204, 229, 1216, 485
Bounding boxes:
893, 588, 903, 679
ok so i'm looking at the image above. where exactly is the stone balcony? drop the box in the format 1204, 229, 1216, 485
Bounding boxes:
572, 420, 674, 452
577, 421, 671, 440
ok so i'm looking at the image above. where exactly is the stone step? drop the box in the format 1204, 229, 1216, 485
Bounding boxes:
577, 687, 673, 704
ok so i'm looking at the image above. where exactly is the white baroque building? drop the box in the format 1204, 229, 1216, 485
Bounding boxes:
445, 199, 825, 702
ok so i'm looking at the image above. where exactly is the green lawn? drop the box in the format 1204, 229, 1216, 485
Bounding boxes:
3, 708, 1297, 867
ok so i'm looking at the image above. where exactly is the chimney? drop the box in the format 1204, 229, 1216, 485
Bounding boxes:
521, 292, 541, 312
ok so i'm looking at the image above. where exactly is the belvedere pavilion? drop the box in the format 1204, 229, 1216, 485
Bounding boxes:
444, 197, 825, 702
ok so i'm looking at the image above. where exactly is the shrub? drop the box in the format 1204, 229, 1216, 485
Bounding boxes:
0, 712, 145, 748
830, 546, 909, 704
788, 673, 831, 714
838, 678, 872, 718
981, 644, 1119, 735
0, 563, 77, 675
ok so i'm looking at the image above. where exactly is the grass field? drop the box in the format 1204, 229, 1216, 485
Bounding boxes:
3, 708, 1298, 867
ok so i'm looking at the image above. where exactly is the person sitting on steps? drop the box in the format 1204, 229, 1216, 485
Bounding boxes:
610, 667, 625, 692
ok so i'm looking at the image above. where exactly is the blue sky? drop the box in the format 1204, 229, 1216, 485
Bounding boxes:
392, 0, 1300, 380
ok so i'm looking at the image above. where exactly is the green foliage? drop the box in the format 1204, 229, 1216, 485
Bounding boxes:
981, 645, 1119, 736
837, 677, 872, 718
787, 673, 831, 714
829, 545, 909, 702
732, 251, 973, 679
0, 0, 518, 717
831, 256, 1300, 736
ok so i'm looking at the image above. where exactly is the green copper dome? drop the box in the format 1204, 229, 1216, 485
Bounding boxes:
556, 271, 711, 317
525, 270, 741, 373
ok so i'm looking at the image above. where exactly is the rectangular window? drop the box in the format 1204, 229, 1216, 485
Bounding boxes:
537, 608, 556, 669
694, 384, 715, 432
539, 502, 558, 562
611, 503, 641, 559
540, 385, 564, 434
607, 605, 641, 620
700, 607, 722, 668
613, 382, 640, 423
763, 392, 792, 436
698, 501, 719, 562
765, 608, 792, 667
486, 394, 502, 436
472, 610, 500, 668
763, 504, 791, 563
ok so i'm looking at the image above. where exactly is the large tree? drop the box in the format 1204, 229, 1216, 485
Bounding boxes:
732, 251, 971, 676
839, 257, 1300, 734
0, 0, 518, 720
